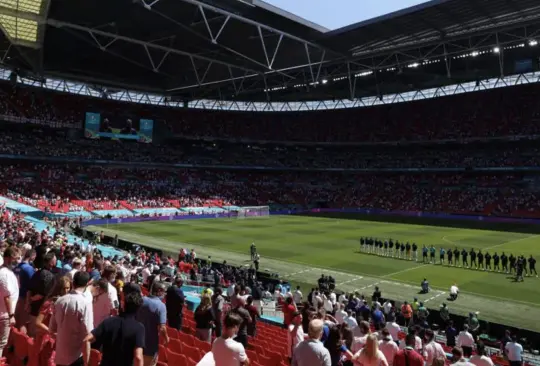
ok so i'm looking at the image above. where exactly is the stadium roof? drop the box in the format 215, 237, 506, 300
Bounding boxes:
1, 0, 540, 102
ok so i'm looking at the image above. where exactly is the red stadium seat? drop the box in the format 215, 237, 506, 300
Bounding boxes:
168, 338, 183, 354
166, 348, 188, 366
89, 349, 102, 366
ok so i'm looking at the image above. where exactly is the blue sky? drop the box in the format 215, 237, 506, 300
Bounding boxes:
264, 0, 431, 30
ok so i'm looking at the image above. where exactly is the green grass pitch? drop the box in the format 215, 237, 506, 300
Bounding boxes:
90, 214, 540, 331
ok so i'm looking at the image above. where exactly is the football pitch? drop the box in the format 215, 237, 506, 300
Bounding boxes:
89, 214, 540, 331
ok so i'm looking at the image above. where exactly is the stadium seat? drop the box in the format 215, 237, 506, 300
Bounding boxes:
168, 338, 183, 354
167, 326, 179, 339
166, 348, 188, 366
182, 344, 203, 361
246, 350, 259, 363
158, 344, 168, 363
178, 332, 195, 346
192, 337, 211, 353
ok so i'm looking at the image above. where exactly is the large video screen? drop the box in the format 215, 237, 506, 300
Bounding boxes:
84, 112, 154, 143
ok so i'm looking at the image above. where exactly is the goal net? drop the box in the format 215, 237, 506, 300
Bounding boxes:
237, 206, 270, 219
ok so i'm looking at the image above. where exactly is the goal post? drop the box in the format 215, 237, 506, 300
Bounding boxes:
237, 206, 270, 219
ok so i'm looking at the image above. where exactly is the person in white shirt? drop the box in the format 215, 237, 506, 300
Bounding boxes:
505, 335, 523, 366
329, 291, 337, 306
293, 286, 303, 305
212, 312, 249, 366
450, 284, 459, 301
383, 300, 393, 315
141, 264, 152, 286
378, 329, 398, 366
470, 342, 494, 366
0, 247, 20, 357
50, 271, 94, 366
323, 293, 333, 313
288, 312, 305, 359
424, 329, 446, 366
334, 304, 347, 325
351, 321, 371, 353
385, 318, 401, 343
399, 327, 422, 352
353, 333, 389, 366
338, 293, 347, 304
344, 310, 358, 330
227, 282, 236, 298
457, 325, 475, 358
451, 347, 474, 366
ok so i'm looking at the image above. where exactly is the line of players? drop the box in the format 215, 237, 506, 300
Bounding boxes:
359, 237, 537, 279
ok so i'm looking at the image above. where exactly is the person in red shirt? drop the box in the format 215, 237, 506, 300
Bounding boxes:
283, 297, 297, 326
393, 334, 425, 366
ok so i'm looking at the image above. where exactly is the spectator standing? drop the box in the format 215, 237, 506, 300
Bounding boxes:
231, 297, 251, 348
84, 291, 145, 366
469, 342, 494, 366
49, 271, 93, 366
424, 329, 446, 366
293, 286, 303, 305
288, 312, 304, 360
14, 248, 34, 330
194, 294, 215, 343
379, 329, 399, 366
292, 319, 331, 366
165, 277, 185, 331
393, 334, 425, 366
28, 251, 56, 337
353, 334, 388, 366
136, 281, 169, 366
283, 296, 297, 326
0, 247, 21, 357
505, 335, 523, 366
245, 296, 260, 337
439, 303, 450, 325
457, 325, 475, 358
446, 320, 458, 347
335, 303, 347, 325
451, 347, 474, 366
386, 315, 401, 344
212, 312, 249, 366
401, 301, 413, 326
212, 287, 225, 337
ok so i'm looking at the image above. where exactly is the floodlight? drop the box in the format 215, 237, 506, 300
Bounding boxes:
493, 47, 500, 53
529, 40, 538, 46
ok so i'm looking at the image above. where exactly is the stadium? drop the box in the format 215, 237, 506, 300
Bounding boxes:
1, 0, 540, 365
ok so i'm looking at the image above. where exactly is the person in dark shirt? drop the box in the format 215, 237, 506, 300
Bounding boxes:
245, 296, 260, 337
400, 243, 406, 259
372, 286, 382, 302
85, 291, 145, 366
485, 252, 492, 271
447, 248, 453, 265
15, 249, 35, 329
194, 294, 215, 343
99, 118, 114, 133
412, 243, 418, 262
453, 248, 460, 267
461, 249, 468, 268
27, 251, 56, 337
405, 242, 411, 260
470, 249, 477, 269
501, 253, 508, 273
493, 252, 500, 272
165, 277, 185, 331
478, 251, 484, 270
528, 255, 537, 277
446, 320, 457, 347
509, 254, 516, 274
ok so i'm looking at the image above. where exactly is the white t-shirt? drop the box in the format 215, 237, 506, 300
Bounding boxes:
386, 322, 401, 341
141, 267, 151, 284
424, 341, 446, 366
227, 284, 235, 298
335, 309, 347, 324
287, 324, 305, 358
457, 331, 475, 347
93, 283, 118, 328
293, 290, 303, 304
354, 348, 388, 366
399, 336, 422, 352
212, 337, 247, 366
379, 340, 399, 366
450, 285, 459, 295
469, 355, 494, 366
0, 267, 18, 318
345, 315, 358, 330
383, 302, 393, 314
505, 342, 523, 362
351, 335, 369, 353
329, 292, 337, 305
197, 352, 216, 366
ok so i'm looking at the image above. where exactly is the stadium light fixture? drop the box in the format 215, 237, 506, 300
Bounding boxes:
529, 40, 538, 47
493, 47, 500, 53
408, 62, 420, 68
321, 79, 328, 84
471, 51, 479, 57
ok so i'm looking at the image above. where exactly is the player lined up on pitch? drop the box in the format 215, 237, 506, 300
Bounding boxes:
359, 237, 537, 279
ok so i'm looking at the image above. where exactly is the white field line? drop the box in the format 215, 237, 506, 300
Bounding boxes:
336, 277, 364, 286
382, 264, 428, 278
425, 291, 447, 303
485, 234, 539, 250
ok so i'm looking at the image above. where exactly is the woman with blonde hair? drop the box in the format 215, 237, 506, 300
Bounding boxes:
353, 333, 389, 366
194, 294, 215, 343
